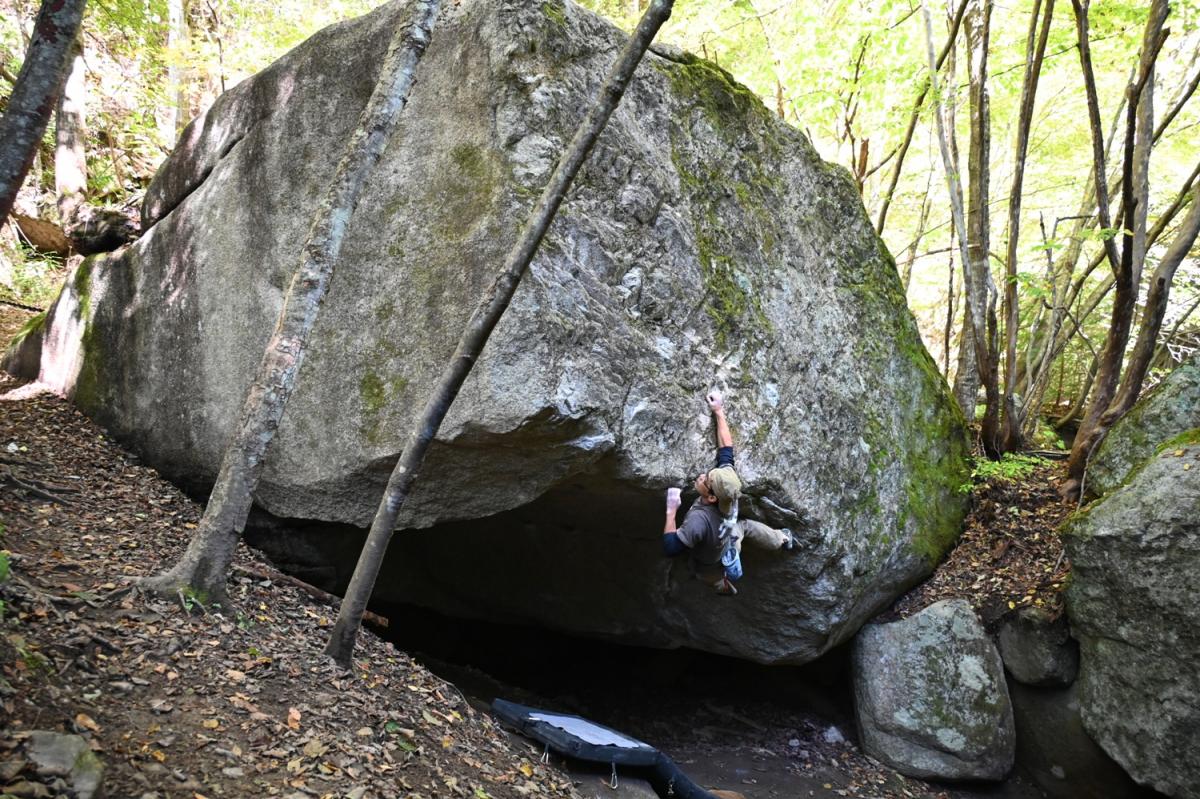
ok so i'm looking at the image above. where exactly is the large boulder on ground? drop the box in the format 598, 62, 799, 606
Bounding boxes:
1086, 357, 1200, 497
3, 0, 968, 665
852, 600, 1015, 781
996, 606, 1078, 688
1063, 438, 1200, 798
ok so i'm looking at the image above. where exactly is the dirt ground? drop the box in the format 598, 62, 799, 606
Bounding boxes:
1, 302, 1072, 799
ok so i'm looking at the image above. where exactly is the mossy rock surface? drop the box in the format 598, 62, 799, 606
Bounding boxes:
14, 0, 968, 665
852, 600, 1015, 781
1063, 442, 1200, 797
1086, 356, 1200, 497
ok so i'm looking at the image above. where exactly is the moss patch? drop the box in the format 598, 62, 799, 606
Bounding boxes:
433, 143, 500, 242
1156, 427, 1200, 452
7, 311, 47, 350
359, 368, 410, 445
541, 0, 566, 27
662, 56, 785, 350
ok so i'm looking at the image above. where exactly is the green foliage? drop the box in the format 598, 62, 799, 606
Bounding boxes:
960, 453, 1050, 492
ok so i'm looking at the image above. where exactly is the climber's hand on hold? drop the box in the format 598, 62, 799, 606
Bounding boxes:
666, 487, 682, 513
706, 389, 724, 413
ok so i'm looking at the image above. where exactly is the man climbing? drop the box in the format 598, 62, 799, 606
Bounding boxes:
662, 389, 796, 595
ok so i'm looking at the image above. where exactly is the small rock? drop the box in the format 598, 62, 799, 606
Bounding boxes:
3, 779, 52, 798
346, 788, 368, 799
822, 726, 845, 744
1050, 765, 1066, 779
221, 767, 244, 778
108, 681, 133, 693
24, 731, 104, 799
0, 758, 27, 781
787, 738, 800, 748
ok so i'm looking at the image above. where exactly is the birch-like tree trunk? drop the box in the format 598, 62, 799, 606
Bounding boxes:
324, 0, 677, 668
141, 0, 442, 605
0, 0, 87, 228
55, 37, 86, 232
924, 3, 973, 403
1063, 0, 1168, 500
998, 0, 1054, 451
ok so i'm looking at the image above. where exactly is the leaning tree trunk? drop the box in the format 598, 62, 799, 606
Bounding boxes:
141, 0, 442, 606
325, 0, 677, 668
998, 0, 1053, 452
0, 0, 87, 229
55, 37, 86, 233
1102, 184, 1200, 424
1063, 0, 1168, 500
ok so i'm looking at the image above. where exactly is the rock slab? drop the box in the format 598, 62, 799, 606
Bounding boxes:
852, 600, 1015, 781
4, 0, 968, 665
1064, 439, 1200, 798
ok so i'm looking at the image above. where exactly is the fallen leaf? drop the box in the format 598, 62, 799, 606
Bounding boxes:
75, 713, 99, 731
287, 708, 301, 730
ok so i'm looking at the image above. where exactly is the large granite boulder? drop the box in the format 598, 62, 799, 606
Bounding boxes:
1063, 437, 1200, 797
1086, 356, 1200, 497
852, 600, 1015, 781
4, 0, 968, 664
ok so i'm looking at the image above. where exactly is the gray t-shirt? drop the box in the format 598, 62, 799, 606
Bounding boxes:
674, 501, 724, 565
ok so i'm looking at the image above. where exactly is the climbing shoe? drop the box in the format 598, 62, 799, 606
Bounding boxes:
781, 528, 797, 551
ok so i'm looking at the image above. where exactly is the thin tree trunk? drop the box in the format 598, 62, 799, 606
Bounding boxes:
1070, 0, 1123, 277
963, 0, 1001, 454
55, 37, 86, 232
1064, 0, 1168, 499
324, 0, 677, 668
141, 0, 442, 604
943, 239, 956, 375
874, 0, 969, 235
1103, 184, 1200, 421
1055, 354, 1098, 429
0, 0, 87, 229
163, 0, 189, 146
999, 0, 1054, 451
1153, 292, 1200, 368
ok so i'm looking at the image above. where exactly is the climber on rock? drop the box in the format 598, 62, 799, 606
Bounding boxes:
662, 389, 796, 595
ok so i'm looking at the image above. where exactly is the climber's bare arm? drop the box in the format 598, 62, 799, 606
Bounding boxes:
708, 390, 732, 449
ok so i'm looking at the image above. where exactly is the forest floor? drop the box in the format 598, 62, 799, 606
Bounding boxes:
0, 303, 1071, 799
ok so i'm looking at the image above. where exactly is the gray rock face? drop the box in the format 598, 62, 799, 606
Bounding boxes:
852, 600, 1015, 781
24, 731, 104, 799
996, 607, 1078, 688
4, 0, 968, 664
1087, 357, 1200, 498
1009, 681, 1161, 799
1064, 440, 1200, 798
